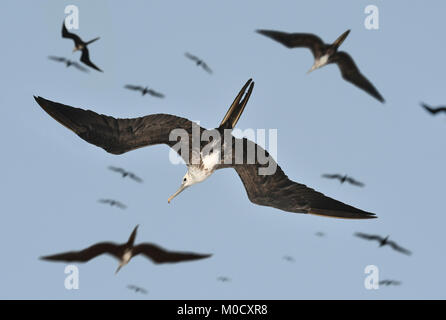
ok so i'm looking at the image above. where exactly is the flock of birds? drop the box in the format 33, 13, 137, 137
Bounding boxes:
35, 18, 424, 294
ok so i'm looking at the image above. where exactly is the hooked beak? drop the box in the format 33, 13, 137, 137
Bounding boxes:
307, 64, 318, 74
72, 47, 78, 53
115, 265, 122, 274
168, 184, 187, 203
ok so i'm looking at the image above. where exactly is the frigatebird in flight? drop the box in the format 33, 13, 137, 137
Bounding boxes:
108, 166, 143, 183
124, 85, 165, 98
379, 280, 401, 286
62, 22, 102, 72
256, 29, 384, 103
322, 174, 364, 187
217, 276, 231, 282
185, 52, 212, 74
127, 285, 148, 294
34, 79, 375, 219
355, 233, 411, 255
98, 199, 127, 209
420, 103, 446, 116
48, 56, 88, 72
40, 225, 211, 273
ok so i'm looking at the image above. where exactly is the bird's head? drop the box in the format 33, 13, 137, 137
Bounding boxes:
168, 171, 198, 203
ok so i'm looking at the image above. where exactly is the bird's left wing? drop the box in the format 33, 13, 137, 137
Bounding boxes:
201, 62, 213, 74
346, 177, 365, 187
133, 243, 212, 264
34, 96, 200, 161
330, 51, 384, 103
388, 241, 412, 255
147, 89, 165, 98
62, 22, 83, 44
80, 48, 103, 72
220, 138, 376, 219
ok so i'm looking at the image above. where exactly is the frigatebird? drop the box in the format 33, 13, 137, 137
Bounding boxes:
379, 280, 401, 286
34, 79, 375, 219
256, 29, 384, 103
185, 52, 212, 74
108, 166, 143, 183
48, 56, 88, 72
355, 233, 411, 255
282, 255, 295, 262
322, 174, 364, 187
127, 284, 148, 294
40, 225, 211, 273
420, 103, 446, 116
98, 199, 127, 209
217, 276, 231, 282
62, 22, 102, 72
124, 85, 165, 98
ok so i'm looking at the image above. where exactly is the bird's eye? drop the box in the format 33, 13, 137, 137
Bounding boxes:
183, 178, 187, 182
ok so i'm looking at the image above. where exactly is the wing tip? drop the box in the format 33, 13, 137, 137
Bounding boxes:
309, 208, 377, 220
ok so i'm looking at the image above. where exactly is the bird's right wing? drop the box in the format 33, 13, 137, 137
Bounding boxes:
71, 62, 89, 72
133, 243, 212, 264
40, 242, 122, 262
48, 56, 66, 62
346, 177, 365, 187
256, 30, 325, 58
322, 173, 342, 180
108, 166, 125, 173
330, 51, 384, 103
34, 96, 201, 161
354, 232, 382, 241
125, 85, 144, 91
201, 62, 213, 74
185, 52, 199, 61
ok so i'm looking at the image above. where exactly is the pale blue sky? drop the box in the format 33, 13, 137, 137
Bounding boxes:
1, 0, 445, 299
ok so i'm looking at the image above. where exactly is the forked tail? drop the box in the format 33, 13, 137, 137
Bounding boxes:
219, 79, 254, 130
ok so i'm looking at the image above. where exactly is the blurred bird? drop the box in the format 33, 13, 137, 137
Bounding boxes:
98, 199, 127, 209
185, 52, 212, 74
40, 225, 212, 274
420, 103, 446, 116
108, 166, 143, 183
48, 56, 88, 72
283, 255, 295, 262
127, 284, 148, 294
355, 233, 412, 255
379, 280, 401, 286
322, 174, 364, 187
315, 232, 325, 237
124, 85, 165, 98
256, 29, 384, 103
217, 276, 231, 282
62, 21, 102, 72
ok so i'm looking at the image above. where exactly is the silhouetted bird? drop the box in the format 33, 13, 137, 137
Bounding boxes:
283, 255, 295, 262
62, 21, 102, 72
40, 225, 212, 273
48, 56, 88, 72
355, 233, 412, 255
379, 280, 401, 286
108, 166, 143, 183
124, 85, 165, 98
256, 29, 384, 103
185, 52, 212, 74
217, 276, 231, 282
420, 103, 446, 116
127, 284, 148, 294
34, 79, 376, 219
98, 199, 127, 209
322, 174, 364, 187
315, 232, 325, 237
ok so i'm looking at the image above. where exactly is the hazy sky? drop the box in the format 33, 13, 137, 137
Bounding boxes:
1, 0, 446, 299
